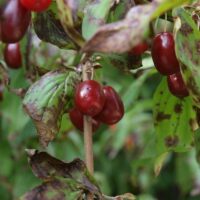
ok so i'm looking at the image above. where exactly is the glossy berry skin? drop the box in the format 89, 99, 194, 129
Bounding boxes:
95, 86, 124, 125
69, 107, 100, 132
0, 81, 3, 101
4, 43, 22, 69
152, 32, 180, 75
20, 0, 52, 12
129, 42, 148, 56
0, 0, 31, 43
75, 80, 105, 117
167, 72, 189, 98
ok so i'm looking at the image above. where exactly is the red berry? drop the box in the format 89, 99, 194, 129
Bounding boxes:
95, 86, 124, 125
0, 0, 31, 43
4, 43, 22, 69
69, 107, 100, 132
129, 42, 148, 56
0, 81, 3, 101
167, 72, 189, 98
75, 80, 105, 117
151, 32, 180, 75
20, 0, 52, 12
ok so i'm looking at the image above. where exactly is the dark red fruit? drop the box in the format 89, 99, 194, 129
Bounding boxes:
20, 0, 51, 12
0, 0, 31, 43
129, 42, 148, 56
0, 81, 3, 101
152, 32, 180, 75
167, 72, 189, 98
75, 80, 105, 117
95, 86, 124, 125
4, 43, 22, 69
69, 107, 100, 132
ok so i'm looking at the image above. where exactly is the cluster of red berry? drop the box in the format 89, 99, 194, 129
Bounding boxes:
69, 80, 124, 132
129, 32, 188, 98
0, 0, 51, 69
152, 32, 188, 98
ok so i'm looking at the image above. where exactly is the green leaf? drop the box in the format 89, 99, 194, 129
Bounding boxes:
174, 7, 200, 108
33, 10, 76, 49
151, 0, 190, 19
56, 0, 85, 48
82, 0, 115, 40
23, 70, 80, 147
153, 78, 196, 154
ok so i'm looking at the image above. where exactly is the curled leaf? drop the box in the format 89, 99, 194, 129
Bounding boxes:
21, 150, 102, 200
82, 0, 190, 53
23, 70, 80, 147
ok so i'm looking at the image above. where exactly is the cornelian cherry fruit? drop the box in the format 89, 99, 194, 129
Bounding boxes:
0, 0, 31, 43
75, 80, 105, 117
4, 43, 22, 69
167, 72, 189, 98
20, 0, 52, 12
152, 32, 180, 75
95, 86, 124, 125
129, 42, 148, 56
69, 107, 100, 132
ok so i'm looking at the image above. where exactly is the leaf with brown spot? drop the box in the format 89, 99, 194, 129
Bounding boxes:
82, 0, 189, 53
23, 70, 80, 147
153, 78, 196, 154
174, 7, 200, 108
20, 150, 102, 200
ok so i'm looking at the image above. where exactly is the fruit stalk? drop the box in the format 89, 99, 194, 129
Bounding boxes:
82, 61, 94, 200
82, 62, 94, 173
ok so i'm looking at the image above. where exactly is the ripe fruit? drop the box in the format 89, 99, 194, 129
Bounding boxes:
151, 32, 180, 75
20, 0, 52, 12
0, 81, 3, 101
75, 80, 105, 117
69, 107, 100, 132
4, 43, 22, 69
167, 72, 189, 98
95, 86, 124, 125
0, 0, 31, 43
129, 42, 148, 56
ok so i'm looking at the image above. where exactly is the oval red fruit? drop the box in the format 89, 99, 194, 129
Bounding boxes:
167, 72, 189, 98
4, 43, 22, 69
1, 0, 31, 43
152, 32, 180, 75
69, 107, 100, 132
20, 0, 52, 12
75, 80, 105, 117
95, 86, 124, 125
129, 42, 148, 56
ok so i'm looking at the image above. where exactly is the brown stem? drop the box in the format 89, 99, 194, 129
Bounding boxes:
82, 62, 94, 199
